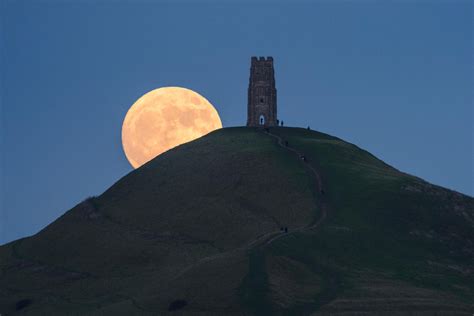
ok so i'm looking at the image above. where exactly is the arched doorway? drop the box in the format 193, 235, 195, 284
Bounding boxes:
259, 115, 265, 125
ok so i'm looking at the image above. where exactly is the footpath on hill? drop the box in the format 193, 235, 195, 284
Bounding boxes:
174, 127, 330, 279
261, 127, 329, 245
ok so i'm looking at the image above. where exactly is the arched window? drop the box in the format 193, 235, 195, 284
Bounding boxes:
259, 115, 265, 125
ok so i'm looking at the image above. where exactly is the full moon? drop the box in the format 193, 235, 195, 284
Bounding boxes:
122, 87, 222, 168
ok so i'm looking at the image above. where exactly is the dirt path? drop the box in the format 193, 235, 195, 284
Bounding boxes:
173, 227, 282, 279
261, 128, 328, 245
174, 128, 330, 279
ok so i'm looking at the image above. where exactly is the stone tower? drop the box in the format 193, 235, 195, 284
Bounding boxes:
247, 56, 277, 127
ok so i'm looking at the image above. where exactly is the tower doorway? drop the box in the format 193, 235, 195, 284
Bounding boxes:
259, 115, 265, 125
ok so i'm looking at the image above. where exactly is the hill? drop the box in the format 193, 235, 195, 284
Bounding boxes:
1, 127, 473, 315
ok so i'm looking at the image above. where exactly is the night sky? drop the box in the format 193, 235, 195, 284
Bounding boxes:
1, 1, 472, 244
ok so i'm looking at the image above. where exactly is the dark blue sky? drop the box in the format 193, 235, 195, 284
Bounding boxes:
1, 1, 472, 244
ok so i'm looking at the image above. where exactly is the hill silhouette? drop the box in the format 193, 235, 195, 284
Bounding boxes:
1, 127, 473, 315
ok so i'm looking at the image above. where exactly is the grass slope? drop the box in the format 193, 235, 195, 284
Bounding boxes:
0, 127, 472, 315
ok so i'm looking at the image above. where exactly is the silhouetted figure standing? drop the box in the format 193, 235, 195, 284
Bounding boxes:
307, 126, 311, 130
281, 121, 284, 127
284, 227, 288, 233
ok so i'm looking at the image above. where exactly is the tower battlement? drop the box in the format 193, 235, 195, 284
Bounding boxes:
247, 56, 277, 127
251, 56, 273, 65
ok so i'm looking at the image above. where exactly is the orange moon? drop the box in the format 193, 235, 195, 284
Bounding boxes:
122, 87, 222, 168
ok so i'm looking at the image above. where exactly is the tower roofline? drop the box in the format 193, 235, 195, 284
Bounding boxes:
251, 56, 274, 65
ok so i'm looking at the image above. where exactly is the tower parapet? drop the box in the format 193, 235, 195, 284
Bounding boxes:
247, 56, 277, 127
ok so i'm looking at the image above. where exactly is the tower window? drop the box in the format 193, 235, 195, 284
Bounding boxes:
260, 98, 264, 103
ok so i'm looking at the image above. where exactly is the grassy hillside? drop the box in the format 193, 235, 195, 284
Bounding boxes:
262, 128, 474, 315
0, 127, 472, 315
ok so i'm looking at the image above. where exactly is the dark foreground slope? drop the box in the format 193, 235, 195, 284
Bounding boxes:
1, 127, 473, 315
